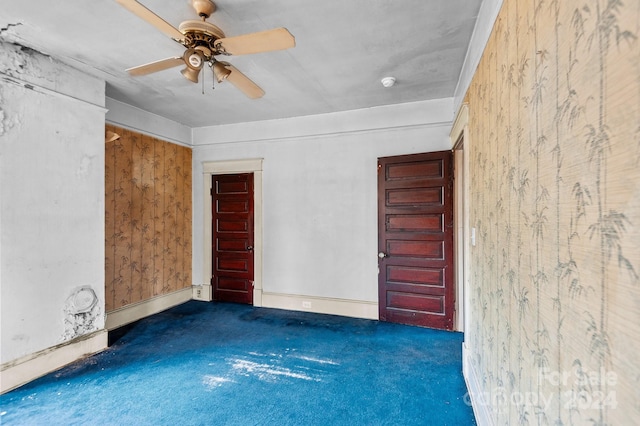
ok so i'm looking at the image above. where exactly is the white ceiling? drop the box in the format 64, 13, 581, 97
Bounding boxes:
1, 0, 482, 128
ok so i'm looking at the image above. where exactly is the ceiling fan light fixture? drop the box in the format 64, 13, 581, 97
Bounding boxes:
213, 61, 231, 83
181, 48, 204, 83
185, 51, 204, 69
181, 66, 202, 83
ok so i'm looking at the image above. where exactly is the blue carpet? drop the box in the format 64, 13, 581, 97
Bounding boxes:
0, 301, 475, 425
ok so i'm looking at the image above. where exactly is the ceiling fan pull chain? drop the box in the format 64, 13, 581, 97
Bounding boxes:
210, 62, 215, 91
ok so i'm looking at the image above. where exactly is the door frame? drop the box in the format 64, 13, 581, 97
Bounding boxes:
203, 159, 263, 306
450, 103, 469, 332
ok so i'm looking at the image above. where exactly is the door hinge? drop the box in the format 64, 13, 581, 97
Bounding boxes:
210, 187, 213, 196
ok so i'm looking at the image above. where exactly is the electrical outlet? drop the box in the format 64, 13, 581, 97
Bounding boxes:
193, 285, 211, 301
302, 301, 312, 309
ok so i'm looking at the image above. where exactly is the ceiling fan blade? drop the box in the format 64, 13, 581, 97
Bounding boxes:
127, 57, 184, 76
221, 63, 265, 99
116, 0, 184, 41
215, 28, 295, 55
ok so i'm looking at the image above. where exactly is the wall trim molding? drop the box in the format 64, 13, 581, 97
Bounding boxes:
105, 97, 192, 147
261, 292, 378, 320
450, 103, 469, 149
105, 287, 192, 330
202, 158, 264, 174
192, 98, 454, 146
193, 121, 453, 147
105, 119, 192, 148
0, 330, 108, 394
1, 72, 107, 112
451, 102, 470, 332
463, 343, 494, 426
453, 0, 504, 111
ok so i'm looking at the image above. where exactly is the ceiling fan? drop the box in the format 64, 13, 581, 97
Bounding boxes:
116, 0, 296, 99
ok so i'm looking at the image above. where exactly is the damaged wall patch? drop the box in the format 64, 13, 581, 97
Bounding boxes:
62, 286, 101, 340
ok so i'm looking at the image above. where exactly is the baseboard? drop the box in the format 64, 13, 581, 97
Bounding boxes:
463, 342, 494, 426
105, 287, 192, 330
260, 292, 378, 320
1, 329, 108, 394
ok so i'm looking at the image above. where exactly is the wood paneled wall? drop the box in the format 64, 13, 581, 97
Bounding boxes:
464, 0, 639, 424
105, 124, 192, 312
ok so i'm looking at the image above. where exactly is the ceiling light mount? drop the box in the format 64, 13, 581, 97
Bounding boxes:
192, 0, 216, 19
381, 76, 396, 88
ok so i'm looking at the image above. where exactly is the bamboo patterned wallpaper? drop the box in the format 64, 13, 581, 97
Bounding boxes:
465, 0, 639, 424
105, 124, 192, 312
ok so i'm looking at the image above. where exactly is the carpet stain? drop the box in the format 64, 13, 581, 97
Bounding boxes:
202, 375, 234, 390
292, 355, 340, 365
230, 358, 320, 382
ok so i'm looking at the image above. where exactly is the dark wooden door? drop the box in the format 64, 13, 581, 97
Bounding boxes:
378, 151, 454, 329
212, 173, 254, 304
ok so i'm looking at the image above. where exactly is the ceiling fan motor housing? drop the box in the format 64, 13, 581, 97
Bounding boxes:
179, 20, 226, 60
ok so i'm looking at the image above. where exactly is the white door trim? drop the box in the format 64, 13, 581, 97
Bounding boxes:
450, 103, 469, 332
202, 159, 264, 306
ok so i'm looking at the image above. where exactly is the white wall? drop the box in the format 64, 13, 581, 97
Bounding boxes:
192, 99, 454, 314
0, 42, 106, 364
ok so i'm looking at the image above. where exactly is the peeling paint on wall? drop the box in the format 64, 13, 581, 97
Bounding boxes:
0, 104, 22, 137
1, 40, 55, 92
1, 50, 21, 138
0, 105, 5, 136
62, 286, 101, 341
0, 85, 5, 136
1, 39, 106, 365
4, 45, 28, 76
0, 88, 24, 138
0, 23, 22, 35
76, 154, 95, 178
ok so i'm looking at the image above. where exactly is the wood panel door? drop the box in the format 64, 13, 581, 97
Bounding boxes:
212, 173, 254, 304
378, 151, 454, 329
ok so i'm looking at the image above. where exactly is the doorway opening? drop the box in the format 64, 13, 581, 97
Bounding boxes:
203, 159, 263, 306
